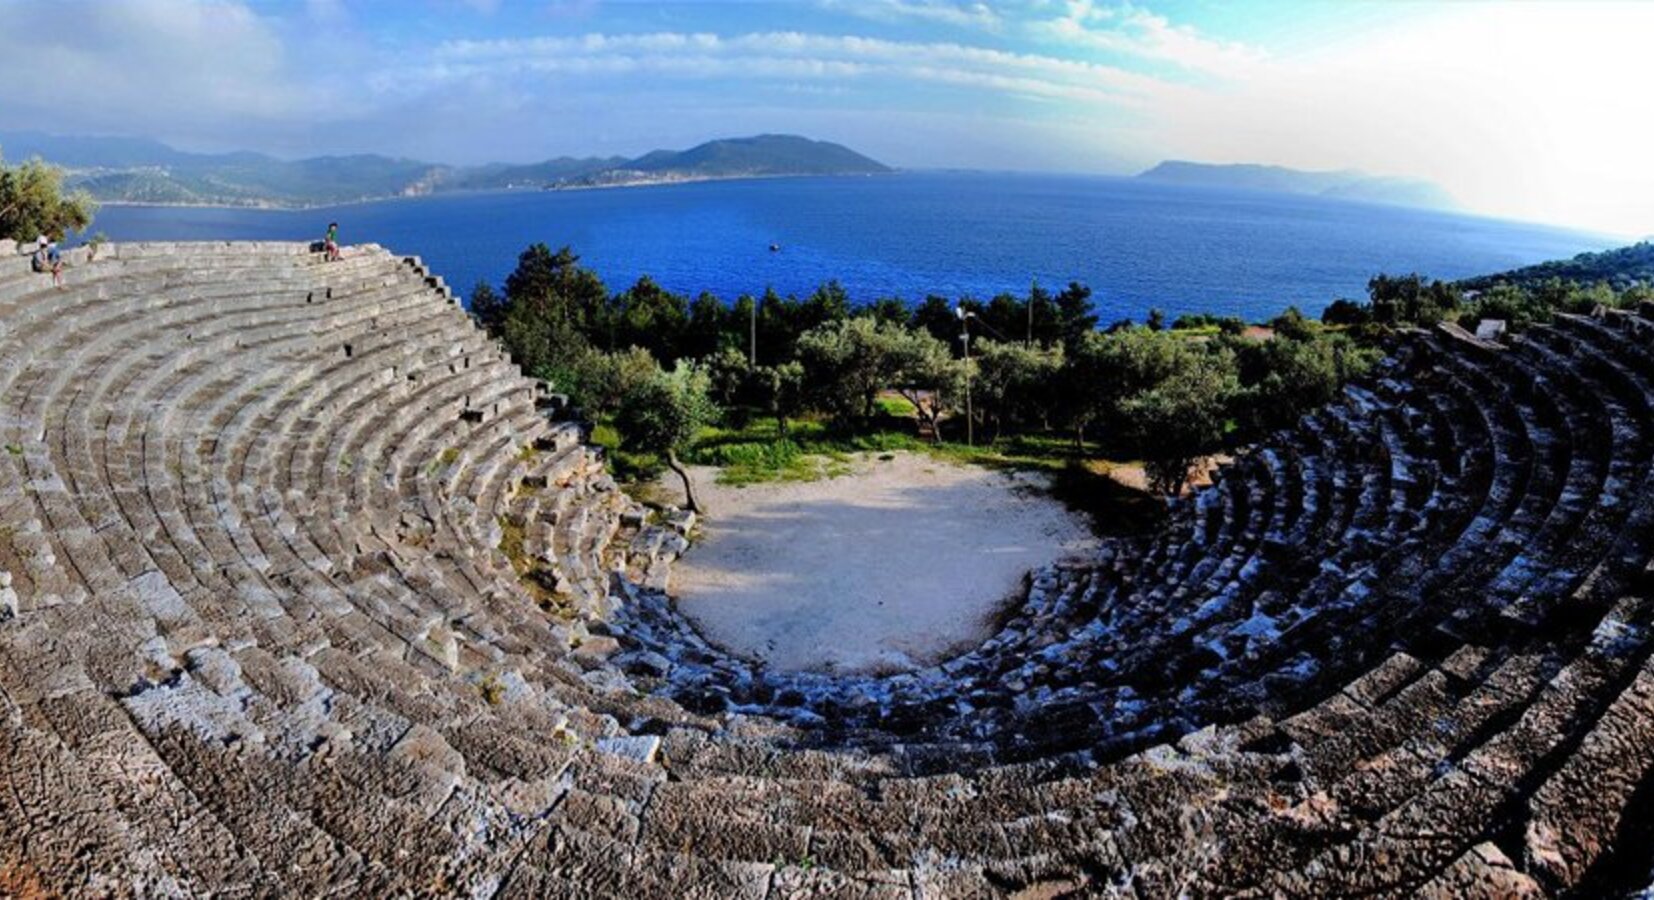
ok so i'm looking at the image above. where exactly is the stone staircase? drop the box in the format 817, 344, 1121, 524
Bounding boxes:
3, 241, 1654, 896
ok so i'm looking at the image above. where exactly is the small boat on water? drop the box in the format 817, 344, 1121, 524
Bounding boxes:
769, 243, 781, 252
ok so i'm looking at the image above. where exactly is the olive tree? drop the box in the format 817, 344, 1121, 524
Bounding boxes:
753, 360, 806, 437
972, 339, 1063, 440
795, 317, 892, 427
1059, 327, 1186, 452
1120, 348, 1239, 496
0, 151, 96, 243
615, 362, 717, 513
886, 326, 966, 443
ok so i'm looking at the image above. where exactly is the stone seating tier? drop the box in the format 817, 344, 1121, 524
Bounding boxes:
4, 241, 1654, 895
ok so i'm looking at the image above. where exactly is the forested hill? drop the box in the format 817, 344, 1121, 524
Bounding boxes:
1456, 241, 1654, 292
552, 135, 892, 188
0, 130, 889, 207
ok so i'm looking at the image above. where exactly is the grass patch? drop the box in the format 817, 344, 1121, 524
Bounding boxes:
590, 422, 661, 482
687, 438, 825, 485
590, 409, 1167, 536
2, 443, 21, 457
477, 673, 506, 706
496, 513, 579, 620
427, 447, 462, 477
875, 394, 917, 417
497, 515, 529, 575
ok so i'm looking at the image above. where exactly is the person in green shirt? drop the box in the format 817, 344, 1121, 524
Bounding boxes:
324, 222, 340, 261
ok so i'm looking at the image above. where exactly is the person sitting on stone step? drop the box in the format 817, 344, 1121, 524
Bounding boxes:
324, 222, 341, 261
31, 235, 64, 288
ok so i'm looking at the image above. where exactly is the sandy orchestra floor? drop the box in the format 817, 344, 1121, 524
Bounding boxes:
666, 452, 1098, 674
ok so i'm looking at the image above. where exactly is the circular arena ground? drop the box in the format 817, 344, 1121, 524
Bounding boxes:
3, 240, 1654, 897
668, 453, 1097, 674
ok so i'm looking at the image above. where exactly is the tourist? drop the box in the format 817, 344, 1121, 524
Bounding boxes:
324, 222, 341, 261
32, 236, 64, 288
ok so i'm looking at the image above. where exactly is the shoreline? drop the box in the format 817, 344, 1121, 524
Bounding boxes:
88, 171, 899, 212
546, 170, 894, 193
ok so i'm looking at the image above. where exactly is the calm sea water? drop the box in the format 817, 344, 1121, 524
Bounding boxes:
91, 172, 1615, 324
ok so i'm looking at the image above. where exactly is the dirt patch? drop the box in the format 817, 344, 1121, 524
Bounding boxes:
660, 452, 1097, 674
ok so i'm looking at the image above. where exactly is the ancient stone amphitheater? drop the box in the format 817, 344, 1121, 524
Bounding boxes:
2, 241, 1653, 898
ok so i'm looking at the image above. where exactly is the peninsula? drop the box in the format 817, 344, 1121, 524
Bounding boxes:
0, 130, 891, 208
1138, 159, 1456, 211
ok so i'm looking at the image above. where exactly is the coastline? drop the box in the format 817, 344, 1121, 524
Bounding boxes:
89, 171, 898, 211
546, 170, 895, 193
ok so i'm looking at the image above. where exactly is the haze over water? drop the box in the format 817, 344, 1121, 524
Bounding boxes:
94, 172, 1614, 324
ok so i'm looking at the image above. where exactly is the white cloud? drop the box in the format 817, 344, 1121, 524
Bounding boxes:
0, 0, 1644, 234
0, 0, 321, 147
429, 29, 1192, 109
1030, 1, 1268, 80
1145, 2, 1654, 235
819, 0, 1004, 31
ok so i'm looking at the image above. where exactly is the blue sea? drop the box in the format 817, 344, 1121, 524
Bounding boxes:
91, 172, 1616, 324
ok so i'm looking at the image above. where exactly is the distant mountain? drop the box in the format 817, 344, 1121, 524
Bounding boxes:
446, 156, 628, 191
552, 135, 893, 189
0, 130, 890, 207
1137, 160, 1456, 211
1457, 240, 1654, 292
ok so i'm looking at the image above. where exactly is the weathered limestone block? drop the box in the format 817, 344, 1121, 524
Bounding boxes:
596, 734, 662, 766
663, 507, 696, 535
0, 570, 16, 620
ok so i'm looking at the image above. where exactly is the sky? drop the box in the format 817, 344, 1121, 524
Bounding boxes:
0, 0, 1648, 235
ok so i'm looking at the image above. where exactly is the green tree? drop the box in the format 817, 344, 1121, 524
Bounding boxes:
497, 244, 607, 379
1367, 273, 1460, 326
887, 327, 967, 443
1229, 332, 1376, 437
611, 275, 689, 361
754, 361, 807, 437
615, 362, 717, 513
796, 317, 892, 427
701, 347, 754, 411
911, 294, 960, 346
0, 151, 96, 243
684, 291, 728, 360
563, 346, 660, 418
1321, 298, 1371, 327
1060, 326, 1188, 451
470, 281, 506, 334
1270, 306, 1316, 341
973, 339, 1063, 440
803, 281, 852, 328
1121, 348, 1239, 496
1055, 282, 1098, 350
860, 296, 910, 327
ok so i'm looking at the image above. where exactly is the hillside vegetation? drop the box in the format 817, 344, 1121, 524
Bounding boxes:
0, 130, 888, 207
474, 244, 1378, 500
1456, 240, 1654, 292
475, 235, 1654, 507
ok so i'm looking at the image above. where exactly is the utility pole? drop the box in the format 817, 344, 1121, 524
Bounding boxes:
750, 297, 758, 366
957, 305, 974, 447
1027, 284, 1034, 347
